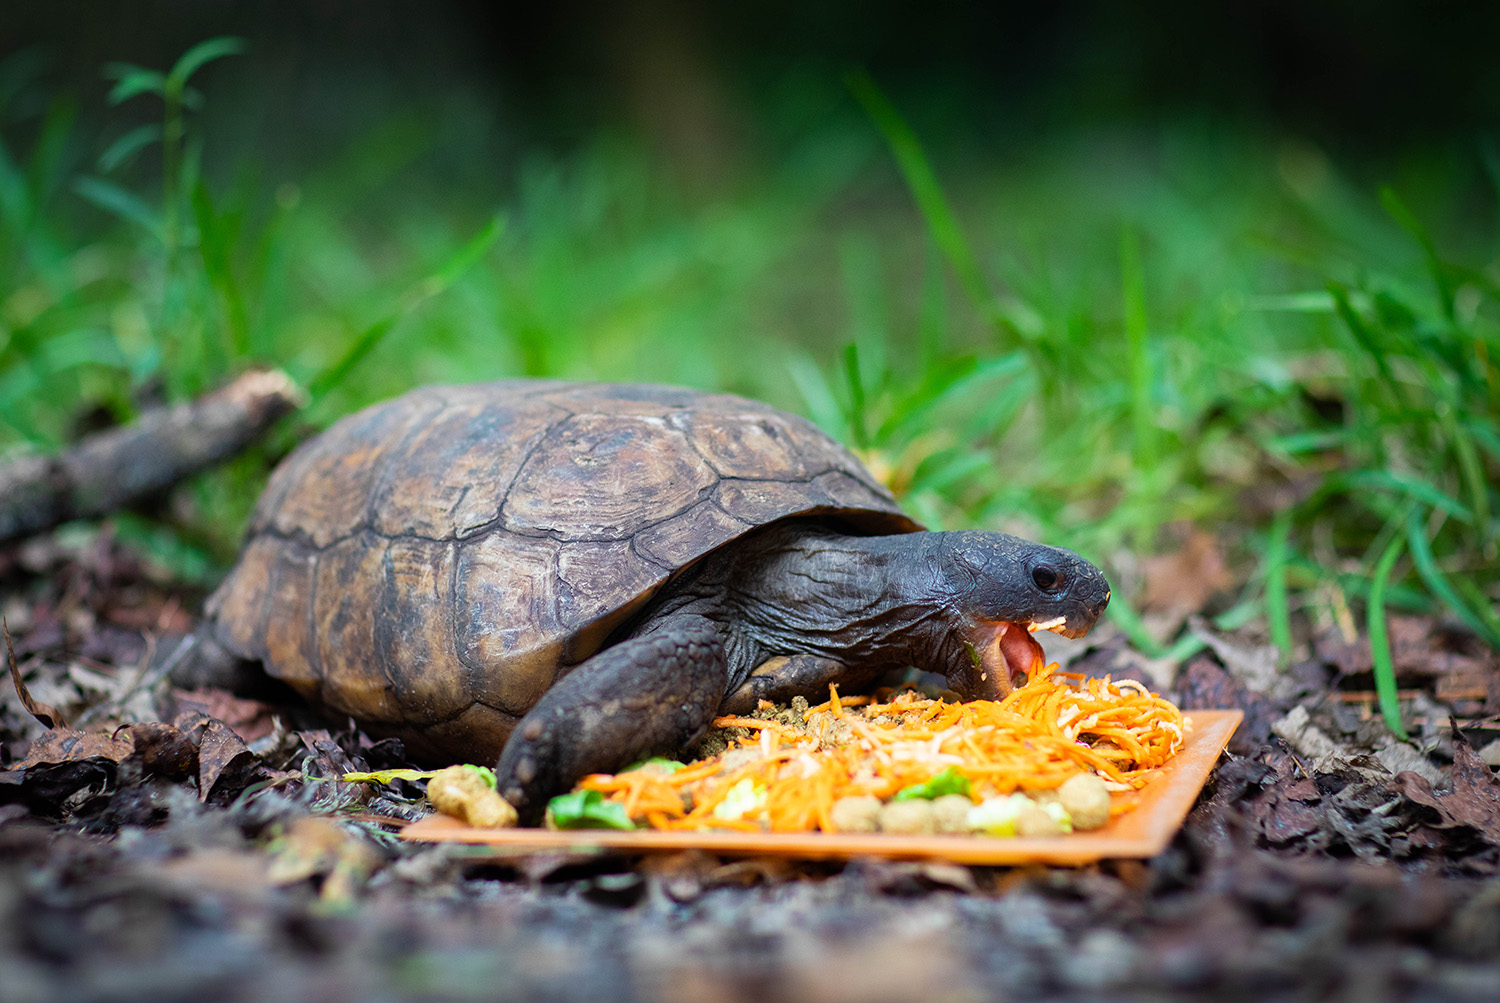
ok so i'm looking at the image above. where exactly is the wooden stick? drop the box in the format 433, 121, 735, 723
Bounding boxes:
0, 369, 304, 543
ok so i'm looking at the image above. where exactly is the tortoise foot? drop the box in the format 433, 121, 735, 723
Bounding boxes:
495, 615, 727, 822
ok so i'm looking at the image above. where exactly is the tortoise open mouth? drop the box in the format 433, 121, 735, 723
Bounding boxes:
960, 617, 1080, 702
1026, 615, 1093, 640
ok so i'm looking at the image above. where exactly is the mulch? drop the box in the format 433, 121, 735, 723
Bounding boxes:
4, 528, 1500, 1002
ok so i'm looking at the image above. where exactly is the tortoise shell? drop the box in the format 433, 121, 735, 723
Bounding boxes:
207, 381, 919, 761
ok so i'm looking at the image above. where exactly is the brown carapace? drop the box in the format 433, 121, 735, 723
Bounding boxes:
205, 381, 918, 762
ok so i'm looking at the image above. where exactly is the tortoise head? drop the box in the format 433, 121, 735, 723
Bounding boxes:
934, 531, 1110, 701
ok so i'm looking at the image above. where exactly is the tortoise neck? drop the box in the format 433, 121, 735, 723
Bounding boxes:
819, 530, 974, 675
713, 525, 967, 676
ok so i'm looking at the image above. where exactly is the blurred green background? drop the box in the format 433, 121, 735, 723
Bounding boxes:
1, 1, 1496, 670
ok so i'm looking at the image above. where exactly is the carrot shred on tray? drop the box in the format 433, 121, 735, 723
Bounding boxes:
574, 663, 1188, 833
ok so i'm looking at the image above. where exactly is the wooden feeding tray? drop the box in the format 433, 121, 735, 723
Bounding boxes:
400, 709, 1241, 866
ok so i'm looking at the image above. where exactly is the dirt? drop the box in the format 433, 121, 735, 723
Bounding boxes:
5, 527, 1500, 1002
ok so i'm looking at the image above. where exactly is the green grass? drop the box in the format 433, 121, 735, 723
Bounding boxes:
0, 45, 1496, 701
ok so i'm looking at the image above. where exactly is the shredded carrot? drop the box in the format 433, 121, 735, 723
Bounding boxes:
711, 716, 801, 739
574, 662, 1188, 834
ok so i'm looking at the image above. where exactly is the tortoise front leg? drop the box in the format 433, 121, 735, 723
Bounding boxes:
495, 615, 727, 821
718, 653, 882, 715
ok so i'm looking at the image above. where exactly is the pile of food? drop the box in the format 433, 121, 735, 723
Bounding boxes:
526, 664, 1188, 838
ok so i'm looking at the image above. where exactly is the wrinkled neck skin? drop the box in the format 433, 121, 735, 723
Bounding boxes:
631, 522, 979, 694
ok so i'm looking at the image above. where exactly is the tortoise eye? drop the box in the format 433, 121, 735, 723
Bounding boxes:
1032, 565, 1063, 592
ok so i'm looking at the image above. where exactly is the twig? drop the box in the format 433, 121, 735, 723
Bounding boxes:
76, 631, 195, 729
0, 368, 305, 543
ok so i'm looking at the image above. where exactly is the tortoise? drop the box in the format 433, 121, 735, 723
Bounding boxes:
194, 380, 1110, 817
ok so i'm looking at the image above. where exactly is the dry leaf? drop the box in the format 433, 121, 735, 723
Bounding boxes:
5, 619, 66, 729
17, 727, 134, 769
1140, 530, 1233, 618
1394, 734, 1500, 846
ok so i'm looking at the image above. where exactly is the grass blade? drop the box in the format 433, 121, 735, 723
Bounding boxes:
431, 212, 507, 289
309, 316, 397, 399
309, 213, 505, 397
1380, 187, 1455, 323
1119, 223, 1156, 471
1436, 408, 1493, 548
1367, 533, 1410, 740
191, 179, 250, 358
1264, 508, 1294, 664
845, 72, 993, 324
1456, 577, 1500, 646
167, 37, 247, 92
1327, 281, 1397, 384
1345, 469, 1473, 524
99, 122, 163, 173
72, 176, 163, 240
1104, 591, 1164, 658
841, 343, 869, 450
1405, 507, 1500, 648
103, 63, 166, 105
787, 352, 844, 435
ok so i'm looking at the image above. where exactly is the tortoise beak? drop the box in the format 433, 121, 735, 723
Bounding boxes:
950, 620, 1046, 701
1032, 586, 1111, 639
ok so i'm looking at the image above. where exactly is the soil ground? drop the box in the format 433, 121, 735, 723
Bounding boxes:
5, 529, 1500, 1002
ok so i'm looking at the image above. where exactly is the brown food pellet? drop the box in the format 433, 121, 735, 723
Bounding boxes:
428, 766, 518, 829
931, 794, 974, 834
877, 798, 936, 835
829, 795, 882, 833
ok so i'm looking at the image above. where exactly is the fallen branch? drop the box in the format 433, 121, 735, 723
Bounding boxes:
0, 369, 305, 543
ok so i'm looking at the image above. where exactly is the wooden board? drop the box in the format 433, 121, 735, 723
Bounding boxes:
400, 709, 1241, 865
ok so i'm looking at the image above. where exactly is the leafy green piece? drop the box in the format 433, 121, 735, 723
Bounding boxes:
968, 793, 1031, 836
712, 777, 767, 822
893, 767, 971, 801
460, 765, 498, 789
546, 790, 636, 830
624, 758, 685, 774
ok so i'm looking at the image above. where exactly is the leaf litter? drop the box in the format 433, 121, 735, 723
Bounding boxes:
5, 529, 1500, 999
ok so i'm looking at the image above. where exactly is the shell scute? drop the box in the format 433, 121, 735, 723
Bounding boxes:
207, 534, 277, 660
632, 498, 752, 568
679, 408, 812, 480
269, 395, 445, 547
262, 540, 319, 699
500, 413, 717, 541
376, 538, 471, 723
370, 399, 565, 540
313, 534, 403, 723
714, 477, 839, 526
453, 531, 567, 716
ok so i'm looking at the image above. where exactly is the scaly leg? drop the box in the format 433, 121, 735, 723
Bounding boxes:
495, 615, 727, 821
